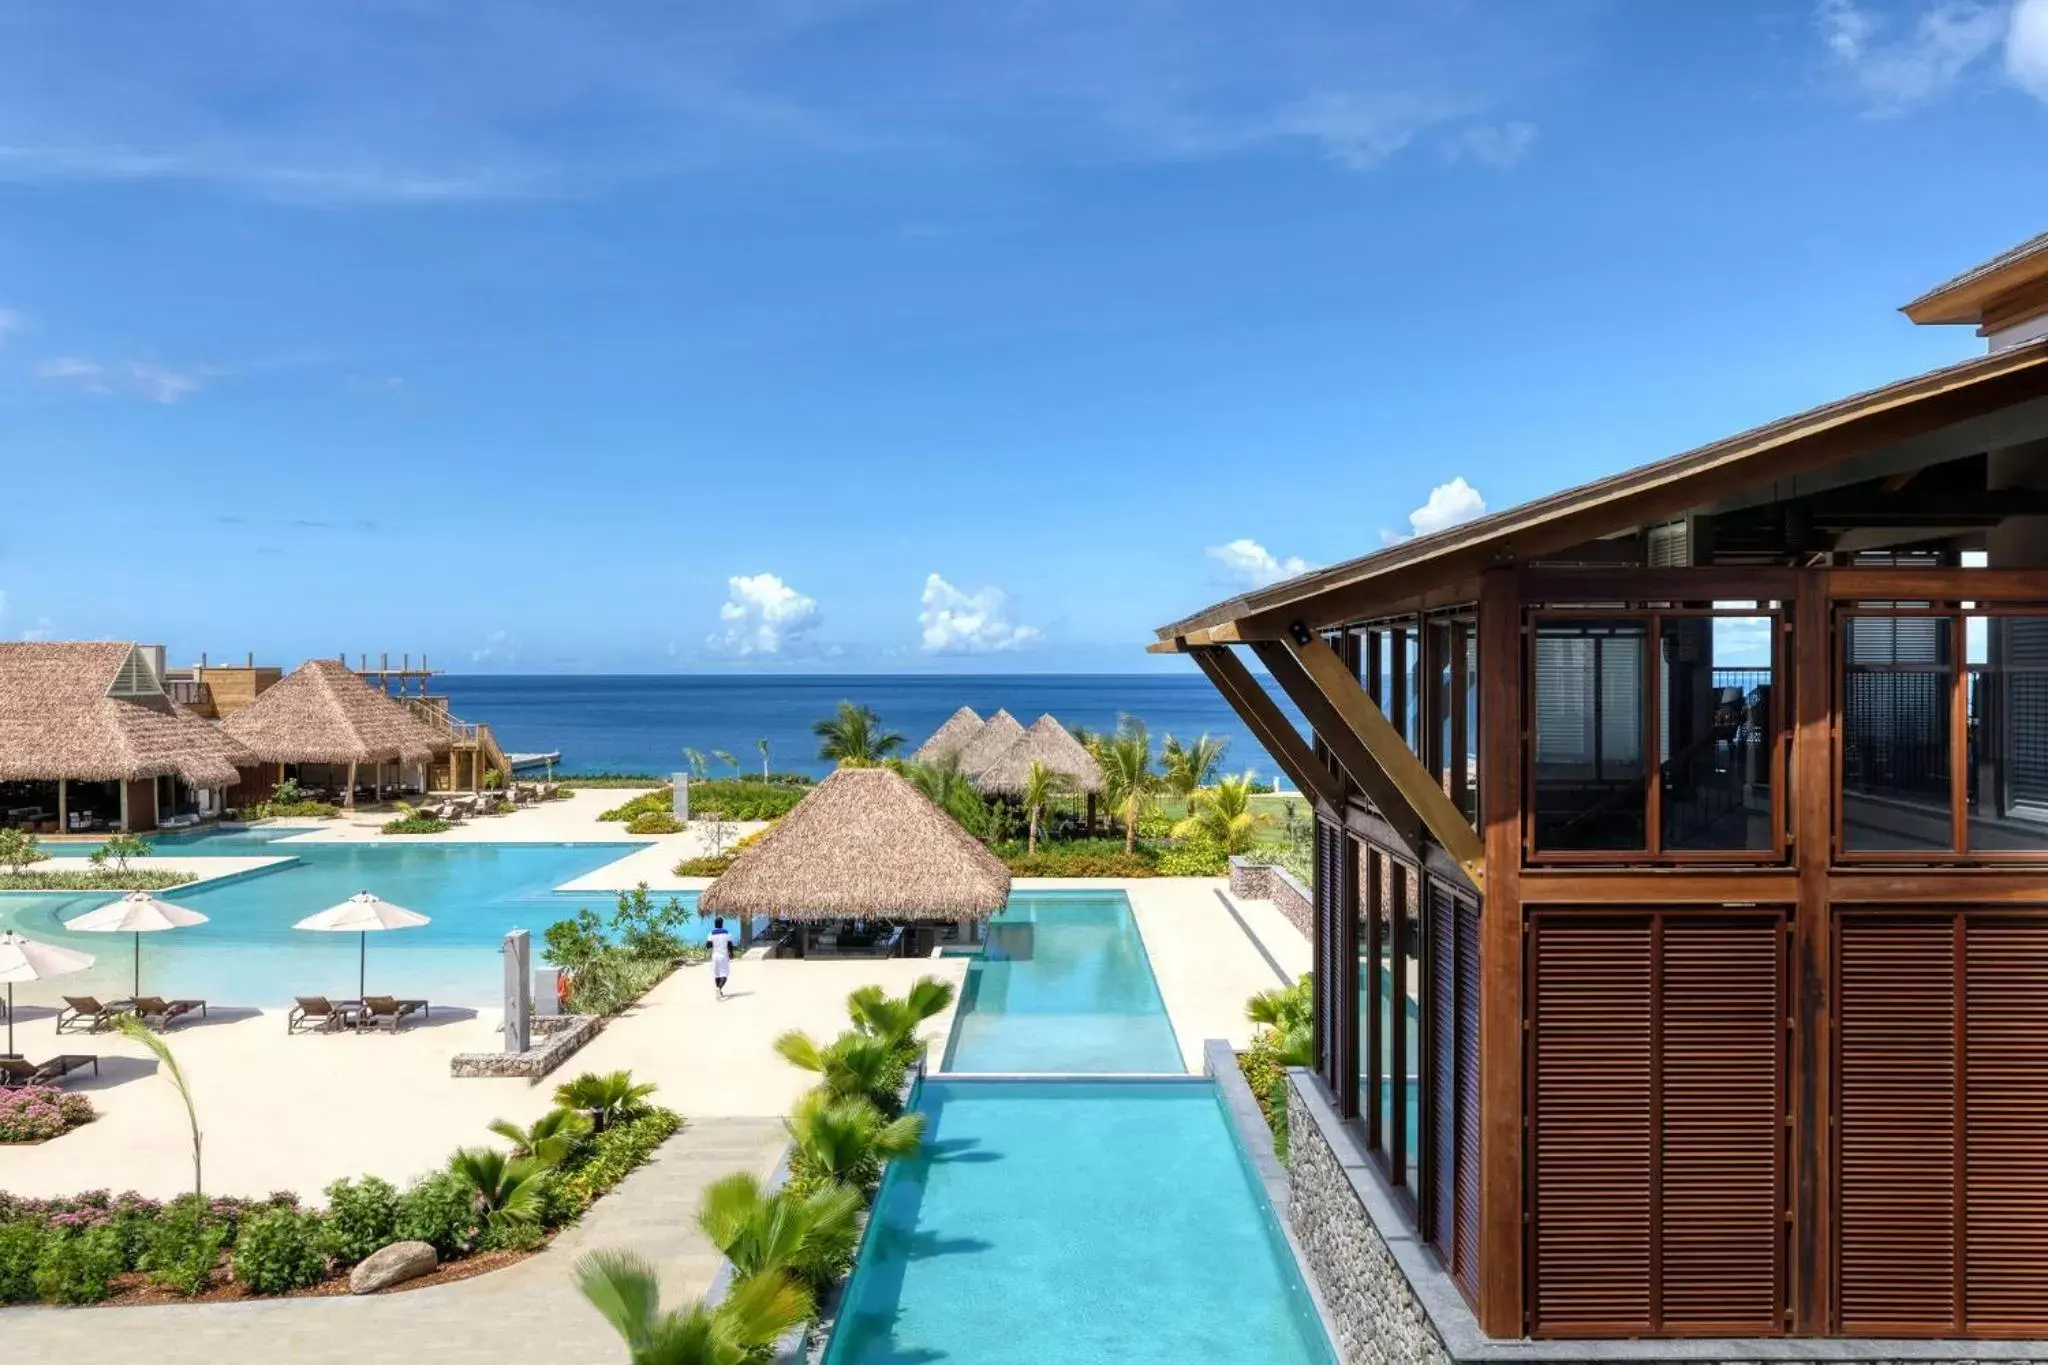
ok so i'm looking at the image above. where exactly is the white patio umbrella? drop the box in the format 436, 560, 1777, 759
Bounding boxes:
293, 891, 430, 999
0, 930, 96, 1055
63, 893, 210, 999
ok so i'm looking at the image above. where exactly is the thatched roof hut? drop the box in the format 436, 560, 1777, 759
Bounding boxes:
699, 766, 1010, 921
910, 706, 983, 765
223, 658, 450, 766
0, 643, 243, 786
973, 714, 1104, 796
953, 708, 1025, 777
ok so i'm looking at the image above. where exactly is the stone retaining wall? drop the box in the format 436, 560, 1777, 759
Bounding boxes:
449, 1013, 603, 1080
1229, 856, 1312, 941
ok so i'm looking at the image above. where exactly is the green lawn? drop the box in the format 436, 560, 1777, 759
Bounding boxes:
1150, 791, 1309, 850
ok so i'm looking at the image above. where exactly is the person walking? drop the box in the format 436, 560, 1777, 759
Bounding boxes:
708, 917, 734, 1000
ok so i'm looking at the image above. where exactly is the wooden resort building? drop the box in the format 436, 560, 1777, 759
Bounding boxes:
223, 658, 452, 807
1154, 232, 2048, 1352
0, 642, 248, 833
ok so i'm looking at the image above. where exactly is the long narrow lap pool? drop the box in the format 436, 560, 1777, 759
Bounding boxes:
826, 1079, 1335, 1365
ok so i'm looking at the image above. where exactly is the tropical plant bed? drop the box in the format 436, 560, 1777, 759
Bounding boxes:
55, 1243, 534, 1308
0, 869, 198, 892
0, 1088, 98, 1144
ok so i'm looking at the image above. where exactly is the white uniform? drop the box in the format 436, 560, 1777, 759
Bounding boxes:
708, 929, 733, 986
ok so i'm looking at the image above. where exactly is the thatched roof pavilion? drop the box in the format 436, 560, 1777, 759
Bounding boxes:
223, 658, 450, 767
952, 708, 1025, 777
700, 766, 1010, 922
910, 706, 983, 765
973, 714, 1104, 796
0, 643, 242, 787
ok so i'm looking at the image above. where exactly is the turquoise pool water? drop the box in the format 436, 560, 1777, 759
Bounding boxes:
941, 890, 1182, 1074
825, 1079, 1335, 1365
0, 829, 654, 1006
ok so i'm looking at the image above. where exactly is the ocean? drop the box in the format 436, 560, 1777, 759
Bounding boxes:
435, 673, 1307, 782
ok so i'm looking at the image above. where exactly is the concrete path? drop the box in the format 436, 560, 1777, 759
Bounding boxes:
0, 1116, 787, 1365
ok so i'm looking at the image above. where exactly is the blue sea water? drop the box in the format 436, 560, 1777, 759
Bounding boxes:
437, 673, 1306, 782
825, 1079, 1336, 1365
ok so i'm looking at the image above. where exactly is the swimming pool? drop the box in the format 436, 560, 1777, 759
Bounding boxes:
940, 890, 1183, 1074
825, 1079, 1335, 1365
0, 830, 654, 1006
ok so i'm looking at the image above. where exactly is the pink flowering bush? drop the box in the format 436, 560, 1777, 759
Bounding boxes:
0, 1087, 96, 1143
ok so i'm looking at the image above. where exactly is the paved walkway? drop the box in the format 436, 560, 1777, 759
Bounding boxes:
0, 1116, 787, 1365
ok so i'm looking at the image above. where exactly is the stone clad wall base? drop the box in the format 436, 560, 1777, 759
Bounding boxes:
450, 1013, 602, 1079
1229, 856, 1313, 941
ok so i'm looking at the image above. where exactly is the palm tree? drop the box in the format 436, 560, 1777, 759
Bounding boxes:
1097, 719, 1159, 854
901, 757, 989, 836
847, 977, 957, 1060
696, 1172, 861, 1294
682, 748, 709, 780
113, 1013, 202, 1199
555, 1070, 658, 1133
448, 1146, 549, 1227
811, 701, 903, 767
773, 1030, 903, 1113
1160, 732, 1228, 799
784, 1092, 924, 1192
1021, 759, 1068, 855
577, 1250, 809, 1365
711, 750, 740, 777
755, 738, 771, 779
1171, 772, 1271, 854
488, 1106, 592, 1167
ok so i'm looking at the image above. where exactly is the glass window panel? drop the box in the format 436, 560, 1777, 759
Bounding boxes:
1532, 619, 1649, 850
1357, 846, 1376, 1151
1967, 614, 2048, 853
1375, 856, 1394, 1163
1842, 614, 1955, 853
1400, 868, 1420, 1182
1661, 616, 1776, 851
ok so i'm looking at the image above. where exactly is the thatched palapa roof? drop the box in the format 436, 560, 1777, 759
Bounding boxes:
952, 708, 1025, 777
699, 767, 1010, 922
910, 706, 983, 765
223, 658, 450, 766
973, 713, 1104, 796
0, 642, 243, 786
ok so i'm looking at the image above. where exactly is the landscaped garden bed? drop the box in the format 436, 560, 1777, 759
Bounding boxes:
0, 1087, 96, 1145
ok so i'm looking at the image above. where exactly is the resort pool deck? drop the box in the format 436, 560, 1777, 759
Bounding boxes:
939, 890, 1183, 1074
826, 1078, 1335, 1365
0, 829, 654, 1006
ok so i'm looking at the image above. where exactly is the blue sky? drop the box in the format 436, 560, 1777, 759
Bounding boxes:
0, 0, 2044, 674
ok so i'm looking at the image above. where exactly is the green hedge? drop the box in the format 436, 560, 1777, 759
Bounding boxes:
997, 838, 1160, 878
553, 1109, 682, 1215
601, 781, 808, 823
0, 869, 198, 892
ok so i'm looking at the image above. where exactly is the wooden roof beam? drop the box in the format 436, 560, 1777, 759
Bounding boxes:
1255, 631, 1486, 893
1187, 645, 1344, 818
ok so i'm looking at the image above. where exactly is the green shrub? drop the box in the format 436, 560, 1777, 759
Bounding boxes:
479, 1217, 548, 1253
394, 1171, 483, 1259
1237, 1035, 1292, 1162
0, 868, 199, 892
34, 1225, 124, 1304
381, 814, 451, 835
141, 1198, 228, 1297
231, 1208, 327, 1294
553, 1109, 683, 1216
0, 1221, 44, 1303
483, 769, 506, 791
602, 781, 806, 823
1133, 812, 1176, 839
242, 799, 340, 820
626, 810, 684, 834
1154, 840, 1230, 876
564, 951, 668, 1017
999, 839, 1160, 877
672, 854, 732, 875
319, 1176, 400, 1264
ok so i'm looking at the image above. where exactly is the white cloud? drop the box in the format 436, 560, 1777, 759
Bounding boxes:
470, 629, 516, 666
1817, 0, 2005, 108
0, 309, 24, 345
1405, 477, 1488, 539
34, 356, 214, 403
710, 572, 820, 656
1206, 539, 1312, 589
1445, 121, 1538, 168
2011, 0, 2048, 98
918, 573, 1041, 654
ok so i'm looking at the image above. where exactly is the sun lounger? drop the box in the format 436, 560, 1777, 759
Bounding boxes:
287, 996, 362, 1034
55, 995, 135, 1034
0, 1054, 99, 1088
128, 996, 207, 1029
358, 996, 429, 1032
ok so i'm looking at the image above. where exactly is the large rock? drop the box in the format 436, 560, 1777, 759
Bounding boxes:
349, 1240, 438, 1295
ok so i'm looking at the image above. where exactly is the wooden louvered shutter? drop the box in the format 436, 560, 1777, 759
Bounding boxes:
1963, 918, 2048, 1334
1660, 919, 1783, 1334
1427, 884, 1457, 1258
1453, 900, 1482, 1302
1530, 917, 1654, 1335
1838, 917, 1958, 1335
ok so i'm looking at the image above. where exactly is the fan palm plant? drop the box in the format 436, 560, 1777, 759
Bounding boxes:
1021, 759, 1068, 855
1171, 772, 1271, 854
811, 701, 903, 767
784, 1092, 924, 1192
1247, 973, 1314, 1067
773, 1030, 904, 1113
448, 1146, 549, 1227
696, 1172, 862, 1295
847, 977, 957, 1060
487, 1106, 592, 1167
554, 1070, 658, 1133
1160, 732, 1228, 799
577, 1250, 809, 1365
1097, 719, 1159, 854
